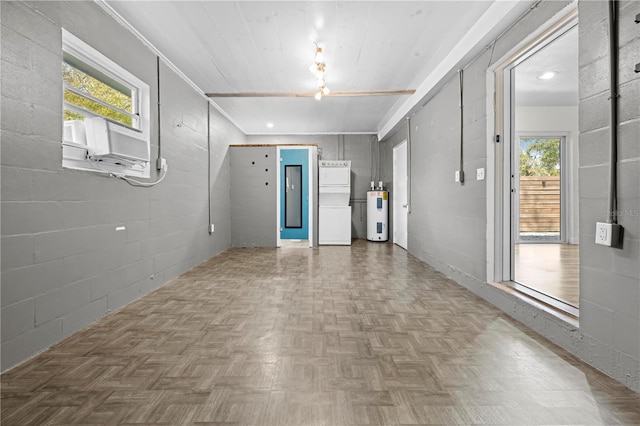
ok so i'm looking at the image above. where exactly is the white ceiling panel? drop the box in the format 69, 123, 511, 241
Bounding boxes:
515, 26, 579, 107
104, 1, 536, 136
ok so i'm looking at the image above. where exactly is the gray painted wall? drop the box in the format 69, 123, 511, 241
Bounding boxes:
245, 135, 375, 239
577, 0, 639, 388
230, 146, 277, 247
1, 1, 245, 370
380, 0, 639, 391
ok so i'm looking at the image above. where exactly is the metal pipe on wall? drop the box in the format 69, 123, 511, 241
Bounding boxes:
336, 134, 346, 160
607, 0, 619, 224
406, 117, 412, 213
342, 134, 346, 160
459, 69, 465, 185
207, 101, 213, 234
376, 135, 380, 183
156, 56, 162, 170
369, 135, 379, 184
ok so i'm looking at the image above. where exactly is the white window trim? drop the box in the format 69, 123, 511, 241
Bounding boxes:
61, 29, 151, 178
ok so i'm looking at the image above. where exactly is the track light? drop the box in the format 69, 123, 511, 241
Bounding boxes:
310, 43, 329, 100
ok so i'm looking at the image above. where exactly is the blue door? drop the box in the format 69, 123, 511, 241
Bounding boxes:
280, 149, 309, 240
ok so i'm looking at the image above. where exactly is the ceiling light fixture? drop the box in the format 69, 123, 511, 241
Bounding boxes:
310, 43, 329, 100
538, 71, 556, 80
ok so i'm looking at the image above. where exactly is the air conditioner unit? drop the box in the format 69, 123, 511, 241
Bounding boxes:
84, 117, 149, 165
63, 120, 87, 145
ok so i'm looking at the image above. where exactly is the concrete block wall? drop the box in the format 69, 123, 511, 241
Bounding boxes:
380, 0, 639, 391
245, 135, 374, 239
577, 0, 640, 385
381, 55, 490, 283
1, 1, 244, 370
230, 146, 277, 247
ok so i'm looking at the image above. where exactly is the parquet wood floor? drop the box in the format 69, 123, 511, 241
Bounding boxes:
515, 243, 580, 307
2, 240, 638, 425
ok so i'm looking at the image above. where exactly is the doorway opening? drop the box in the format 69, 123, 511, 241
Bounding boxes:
276, 146, 318, 247
393, 140, 408, 250
284, 165, 303, 230
513, 134, 579, 308
492, 10, 579, 316
514, 135, 564, 244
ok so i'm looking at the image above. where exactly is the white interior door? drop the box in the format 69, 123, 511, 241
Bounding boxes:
393, 140, 408, 250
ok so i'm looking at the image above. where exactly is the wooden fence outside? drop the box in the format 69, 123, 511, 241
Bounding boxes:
519, 176, 560, 233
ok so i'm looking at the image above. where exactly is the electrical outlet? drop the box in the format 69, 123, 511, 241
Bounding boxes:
209, 224, 215, 233
455, 170, 460, 182
595, 222, 608, 244
476, 168, 485, 181
595, 222, 622, 247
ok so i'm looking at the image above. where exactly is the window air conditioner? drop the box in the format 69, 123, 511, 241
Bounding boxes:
63, 120, 87, 145
84, 117, 149, 166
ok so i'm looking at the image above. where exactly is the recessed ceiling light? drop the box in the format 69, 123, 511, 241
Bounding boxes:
266, 122, 274, 128
538, 71, 556, 80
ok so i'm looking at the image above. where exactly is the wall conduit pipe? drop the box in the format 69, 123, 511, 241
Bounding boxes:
156, 56, 162, 170
406, 117, 412, 213
207, 101, 212, 234
459, 69, 465, 185
608, 0, 619, 224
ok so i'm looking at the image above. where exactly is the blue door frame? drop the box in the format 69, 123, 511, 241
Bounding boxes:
280, 149, 309, 240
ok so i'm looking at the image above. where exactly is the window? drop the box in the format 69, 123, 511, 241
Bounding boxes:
63, 54, 136, 129
61, 29, 150, 177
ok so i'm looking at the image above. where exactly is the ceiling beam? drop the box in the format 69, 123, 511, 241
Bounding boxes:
206, 90, 416, 98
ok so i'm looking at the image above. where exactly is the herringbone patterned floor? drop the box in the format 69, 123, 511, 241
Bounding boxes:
2, 240, 639, 425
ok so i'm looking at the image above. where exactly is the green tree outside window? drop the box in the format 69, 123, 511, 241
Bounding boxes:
519, 137, 560, 177
63, 62, 133, 126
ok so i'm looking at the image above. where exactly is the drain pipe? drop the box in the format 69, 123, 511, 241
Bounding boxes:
607, 0, 619, 224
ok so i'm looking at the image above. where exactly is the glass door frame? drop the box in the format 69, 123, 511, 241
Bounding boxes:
488, 9, 579, 317
500, 18, 578, 281
513, 132, 568, 245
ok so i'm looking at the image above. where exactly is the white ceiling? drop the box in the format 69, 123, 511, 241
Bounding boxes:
103, 1, 537, 138
515, 25, 579, 107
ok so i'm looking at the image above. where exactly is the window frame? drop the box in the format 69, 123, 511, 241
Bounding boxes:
61, 29, 151, 178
